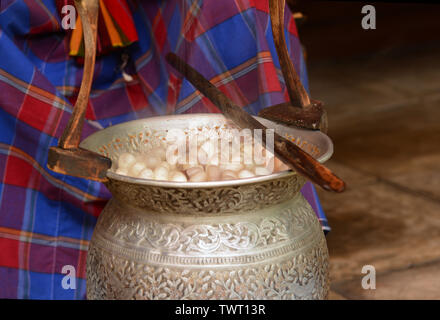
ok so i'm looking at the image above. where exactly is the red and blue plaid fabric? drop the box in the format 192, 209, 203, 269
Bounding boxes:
0, 0, 329, 299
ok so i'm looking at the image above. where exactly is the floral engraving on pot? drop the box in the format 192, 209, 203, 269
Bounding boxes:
97, 197, 315, 255
86, 236, 329, 300
105, 175, 305, 214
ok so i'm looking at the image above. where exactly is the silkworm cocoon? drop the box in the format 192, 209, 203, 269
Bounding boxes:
179, 162, 194, 171
116, 129, 293, 183
220, 161, 244, 172
166, 142, 187, 166
138, 168, 154, 179
200, 140, 217, 158
253, 145, 268, 166
274, 157, 289, 172
189, 171, 208, 182
179, 152, 199, 168
115, 168, 128, 176
243, 161, 256, 170
152, 148, 166, 160
196, 134, 208, 146
254, 166, 271, 176
265, 156, 275, 173
238, 169, 255, 179
221, 170, 238, 180
170, 171, 188, 182
243, 143, 253, 163
218, 148, 231, 164
153, 166, 169, 181
176, 152, 188, 166
206, 165, 221, 181
145, 155, 161, 169
197, 147, 209, 165
265, 149, 274, 157
230, 146, 241, 162
207, 153, 220, 166
157, 161, 173, 171
129, 161, 147, 177
118, 152, 136, 169
254, 154, 269, 166
186, 166, 204, 178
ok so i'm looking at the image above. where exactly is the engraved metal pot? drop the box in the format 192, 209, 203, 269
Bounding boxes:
80, 114, 333, 300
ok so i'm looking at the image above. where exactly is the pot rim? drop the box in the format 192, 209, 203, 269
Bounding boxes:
81, 113, 333, 188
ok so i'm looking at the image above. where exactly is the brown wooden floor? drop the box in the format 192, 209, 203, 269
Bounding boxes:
307, 43, 440, 299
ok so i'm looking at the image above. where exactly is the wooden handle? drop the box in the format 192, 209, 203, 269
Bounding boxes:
166, 53, 345, 192
269, 0, 310, 108
47, 0, 111, 183
58, 0, 99, 149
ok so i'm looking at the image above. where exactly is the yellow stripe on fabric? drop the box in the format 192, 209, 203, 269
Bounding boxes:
0, 69, 71, 110
0, 226, 90, 248
99, 0, 123, 47
55, 77, 129, 95
0, 143, 107, 202
177, 51, 272, 108
69, 14, 83, 55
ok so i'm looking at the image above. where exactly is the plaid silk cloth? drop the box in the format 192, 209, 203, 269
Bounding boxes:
0, 0, 329, 299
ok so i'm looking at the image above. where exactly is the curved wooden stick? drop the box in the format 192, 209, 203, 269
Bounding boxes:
59, 0, 99, 148
48, 0, 111, 182
269, 0, 311, 108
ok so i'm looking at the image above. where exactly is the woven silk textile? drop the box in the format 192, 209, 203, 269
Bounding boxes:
0, 0, 329, 299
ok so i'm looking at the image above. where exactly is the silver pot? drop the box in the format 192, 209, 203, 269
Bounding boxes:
80, 114, 333, 300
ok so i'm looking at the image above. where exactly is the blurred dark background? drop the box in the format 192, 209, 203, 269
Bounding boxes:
289, 1, 440, 60
286, 1, 440, 299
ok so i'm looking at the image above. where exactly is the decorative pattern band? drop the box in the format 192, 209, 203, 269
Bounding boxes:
105, 174, 305, 214
91, 225, 319, 268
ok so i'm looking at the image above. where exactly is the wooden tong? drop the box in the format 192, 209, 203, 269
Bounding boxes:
47, 0, 111, 181
258, 0, 327, 131
166, 53, 345, 192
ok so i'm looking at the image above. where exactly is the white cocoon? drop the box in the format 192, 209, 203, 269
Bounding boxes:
189, 171, 208, 182
153, 166, 169, 180
254, 166, 271, 176
206, 165, 221, 181
138, 168, 154, 179
115, 168, 128, 175
152, 148, 166, 160
170, 171, 187, 182
118, 152, 136, 169
197, 148, 208, 165
220, 162, 244, 172
221, 170, 238, 180
186, 166, 203, 178
145, 155, 161, 169
238, 169, 254, 179
129, 162, 147, 176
